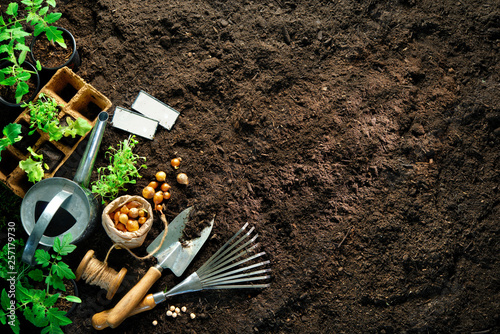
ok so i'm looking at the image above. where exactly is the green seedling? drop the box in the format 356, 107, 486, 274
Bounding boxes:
0, 234, 82, 334
19, 146, 48, 183
24, 93, 92, 141
0, 123, 22, 161
0, 0, 65, 104
91, 135, 147, 203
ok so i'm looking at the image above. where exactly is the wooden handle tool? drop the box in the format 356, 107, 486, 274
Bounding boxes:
104, 265, 162, 328
92, 293, 157, 330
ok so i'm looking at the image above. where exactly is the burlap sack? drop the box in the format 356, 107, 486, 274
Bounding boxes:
102, 195, 153, 249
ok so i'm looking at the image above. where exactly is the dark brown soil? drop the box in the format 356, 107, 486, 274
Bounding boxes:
31, 35, 75, 69
1, 0, 499, 333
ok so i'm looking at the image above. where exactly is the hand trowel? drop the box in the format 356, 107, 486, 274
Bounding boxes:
103, 206, 214, 329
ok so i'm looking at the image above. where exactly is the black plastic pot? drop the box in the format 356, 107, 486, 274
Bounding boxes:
0, 61, 41, 108
66, 279, 80, 316
30, 27, 81, 75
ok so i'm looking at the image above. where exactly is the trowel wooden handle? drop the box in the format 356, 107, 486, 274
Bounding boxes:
92, 293, 156, 330
105, 266, 162, 328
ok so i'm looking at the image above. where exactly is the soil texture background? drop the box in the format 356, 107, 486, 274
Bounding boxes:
1, 0, 499, 333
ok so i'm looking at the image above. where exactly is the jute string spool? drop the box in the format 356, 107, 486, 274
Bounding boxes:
76, 249, 127, 300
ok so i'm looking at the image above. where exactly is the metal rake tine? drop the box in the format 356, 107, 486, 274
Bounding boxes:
202, 268, 272, 286
200, 243, 260, 278
197, 223, 249, 274
201, 251, 267, 281
204, 227, 256, 271
204, 275, 271, 288
202, 236, 259, 276
201, 261, 271, 284
203, 283, 271, 290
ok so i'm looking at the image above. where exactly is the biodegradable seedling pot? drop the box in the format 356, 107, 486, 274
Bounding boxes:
0, 61, 41, 108
0, 67, 112, 198
30, 27, 81, 76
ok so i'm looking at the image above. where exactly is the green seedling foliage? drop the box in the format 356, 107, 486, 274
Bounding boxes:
19, 146, 47, 183
24, 93, 92, 141
1, 0, 65, 103
0, 234, 81, 334
0, 123, 23, 161
91, 135, 147, 203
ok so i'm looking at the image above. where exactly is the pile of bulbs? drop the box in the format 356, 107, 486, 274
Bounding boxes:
141, 158, 189, 211
110, 200, 148, 232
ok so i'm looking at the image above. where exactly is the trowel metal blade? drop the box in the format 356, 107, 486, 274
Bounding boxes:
146, 206, 214, 277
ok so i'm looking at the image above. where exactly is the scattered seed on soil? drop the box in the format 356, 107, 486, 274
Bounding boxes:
181, 306, 187, 312
190, 313, 196, 319
170, 305, 175, 312
167, 310, 172, 316
175, 307, 180, 313
152, 320, 158, 326
172, 312, 178, 318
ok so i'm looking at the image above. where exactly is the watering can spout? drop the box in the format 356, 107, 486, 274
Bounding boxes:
73, 111, 109, 188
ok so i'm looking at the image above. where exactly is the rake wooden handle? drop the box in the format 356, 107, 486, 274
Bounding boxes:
104, 266, 162, 328
92, 293, 156, 330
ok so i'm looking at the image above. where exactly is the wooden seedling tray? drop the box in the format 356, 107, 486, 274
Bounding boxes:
0, 67, 112, 197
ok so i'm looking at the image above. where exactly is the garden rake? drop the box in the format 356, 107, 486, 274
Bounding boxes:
92, 223, 271, 329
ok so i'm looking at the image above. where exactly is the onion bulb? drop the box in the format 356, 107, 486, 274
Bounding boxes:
126, 219, 139, 232
116, 223, 127, 232
142, 186, 155, 199
119, 213, 129, 225
155, 171, 167, 182
177, 173, 189, 185
160, 182, 171, 192
148, 181, 159, 189
171, 158, 181, 169
153, 191, 164, 205
163, 192, 171, 200
128, 207, 139, 219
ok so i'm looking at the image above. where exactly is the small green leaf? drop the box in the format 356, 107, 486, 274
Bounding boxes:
28, 269, 44, 282
18, 50, 28, 65
34, 249, 51, 267
38, 6, 49, 16
0, 309, 6, 325
46, 0, 56, 7
28, 147, 43, 160
45, 12, 62, 24
41, 321, 65, 334
15, 81, 29, 104
16, 70, 30, 82
73, 118, 92, 136
6, 3, 19, 17
48, 307, 72, 326
14, 43, 30, 52
36, 60, 42, 71
15, 283, 32, 304
3, 123, 23, 144
9, 315, 20, 334
1, 289, 10, 310
0, 76, 16, 86
34, 22, 45, 37
44, 293, 59, 307
52, 262, 76, 280
46, 274, 65, 291
65, 295, 82, 303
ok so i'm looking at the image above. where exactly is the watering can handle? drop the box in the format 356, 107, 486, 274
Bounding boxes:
21, 188, 74, 265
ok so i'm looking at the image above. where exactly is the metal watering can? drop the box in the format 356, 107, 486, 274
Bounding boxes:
21, 111, 109, 265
